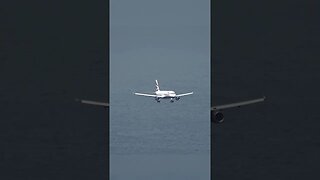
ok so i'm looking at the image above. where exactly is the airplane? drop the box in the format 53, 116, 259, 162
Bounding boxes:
211, 96, 266, 123
75, 98, 109, 108
77, 82, 265, 124
134, 80, 193, 103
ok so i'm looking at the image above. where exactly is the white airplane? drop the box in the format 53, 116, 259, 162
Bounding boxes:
134, 80, 193, 103
77, 81, 265, 124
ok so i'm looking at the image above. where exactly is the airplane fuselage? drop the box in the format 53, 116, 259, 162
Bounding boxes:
154, 90, 180, 102
155, 90, 176, 98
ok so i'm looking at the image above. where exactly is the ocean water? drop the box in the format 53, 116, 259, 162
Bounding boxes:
110, 47, 210, 179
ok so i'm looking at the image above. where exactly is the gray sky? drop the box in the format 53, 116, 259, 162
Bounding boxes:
110, 0, 209, 93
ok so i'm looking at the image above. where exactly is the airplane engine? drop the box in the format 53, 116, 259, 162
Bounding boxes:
175, 97, 180, 100
212, 111, 224, 123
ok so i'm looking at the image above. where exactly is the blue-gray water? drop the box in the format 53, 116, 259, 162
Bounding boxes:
110, 0, 210, 179
110, 56, 210, 180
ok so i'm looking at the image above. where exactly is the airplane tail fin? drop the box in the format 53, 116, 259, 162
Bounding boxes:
155, 80, 160, 91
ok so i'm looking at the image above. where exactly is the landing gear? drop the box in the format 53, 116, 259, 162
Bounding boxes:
175, 97, 180, 101
155, 97, 160, 103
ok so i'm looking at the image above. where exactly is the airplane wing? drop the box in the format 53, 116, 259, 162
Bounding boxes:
211, 96, 266, 111
75, 99, 109, 107
176, 92, 193, 97
134, 92, 157, 97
